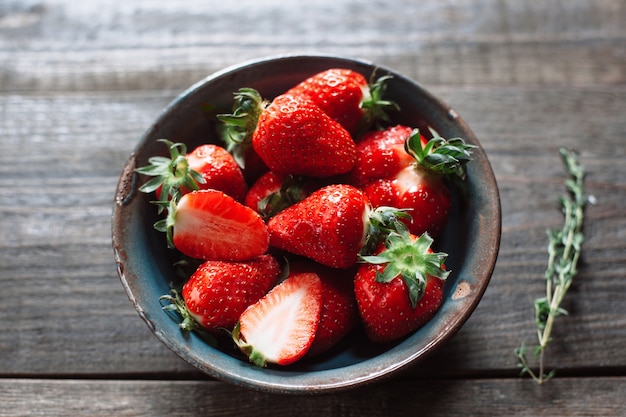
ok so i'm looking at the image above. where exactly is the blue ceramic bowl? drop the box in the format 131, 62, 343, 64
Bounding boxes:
112, 54, 501, 394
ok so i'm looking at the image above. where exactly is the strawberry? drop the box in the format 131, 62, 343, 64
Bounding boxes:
217, 88, 357, 178
184, 143, 247, 202
355, 127, 475, 237
244, 171, 322, 219
233, 272, 323, 367
285, 68, 398, 135
267, 184, 409, 269
157, 189, 269, 261
356, 229, 449, 343
288, 259, 359, 357
160, 254, 282, 333
136, 139, 247, 204
244, 171, 285, 214
348, 125, 423, 187
252, 93, 357, 177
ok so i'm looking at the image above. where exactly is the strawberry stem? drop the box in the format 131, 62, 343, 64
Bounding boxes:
136, 139, 205, 210
405, 128, 476, 178
159, 289, 198, 332
160, 289, 219, 347
360, 228, 449, 308
362, 206, 412, 256
231, 323, 268, 367
355, 74, 399, 137
153, 199, 177, 249
217, 88, 268, 168
257, 175, 309, 220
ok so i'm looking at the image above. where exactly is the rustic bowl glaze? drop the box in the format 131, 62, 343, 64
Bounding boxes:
112, 54, 501, 394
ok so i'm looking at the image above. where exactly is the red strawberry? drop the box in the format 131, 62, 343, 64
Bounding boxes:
348, 125, 423, 187
356, 229, 449, 343
268, 184, 408, 269
161, 254, 282, 333
252, 93, 357, 177
356, 127, 475, 237
157, 189, 269, 261
244, 171, 322, 219
184, 143, 247, 202
286, 68, 398, 135
233, 272, 323, 367
288, 259, 359, 357
136, 140, 247, 203
244, 171, 285, 213
218, 89, 357, 178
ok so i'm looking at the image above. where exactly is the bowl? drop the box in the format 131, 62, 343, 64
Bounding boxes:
111, 53, 501, 394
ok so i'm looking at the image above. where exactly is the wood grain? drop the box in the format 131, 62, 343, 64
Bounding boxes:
0, 377, 624, 417
1, 0, 625, 413
2, 88, 624, 375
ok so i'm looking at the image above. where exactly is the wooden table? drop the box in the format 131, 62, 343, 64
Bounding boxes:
1, 0, 625, 415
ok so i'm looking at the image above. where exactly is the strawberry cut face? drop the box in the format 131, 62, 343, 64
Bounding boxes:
181, 255, 282, 332
235, 272, 323, 367
172, 189, 269, 261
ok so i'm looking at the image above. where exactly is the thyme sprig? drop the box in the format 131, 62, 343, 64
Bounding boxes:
515, 148, 587, 384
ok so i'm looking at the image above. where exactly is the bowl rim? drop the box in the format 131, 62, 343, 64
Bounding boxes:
112, 52, 501, 395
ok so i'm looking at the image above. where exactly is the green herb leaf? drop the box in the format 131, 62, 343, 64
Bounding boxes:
516, 148, 587, 384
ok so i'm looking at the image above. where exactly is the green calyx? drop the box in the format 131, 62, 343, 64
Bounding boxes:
160, 288, 218, 347
405, 128, 476, 178
362, 206, 413, 255
355, 74, 400, 136
257, 175, 308, 220
154, 199, 177, 249
360, 228, 449, 309
231, 322, 268, 367
216, 88, 268, 168
159, 289, 198, 332
135, 139, 205, 209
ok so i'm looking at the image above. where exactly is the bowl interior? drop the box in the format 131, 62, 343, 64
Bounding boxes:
112, 54, 501, 394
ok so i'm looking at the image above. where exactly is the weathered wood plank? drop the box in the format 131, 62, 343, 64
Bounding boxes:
1, 0, 625, 400
0, 0, 624, 92
1, 36, 623, 93
0, 377, 624, 417
1, 84, 624, 375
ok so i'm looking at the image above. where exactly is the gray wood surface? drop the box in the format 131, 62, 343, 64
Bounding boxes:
1, 0, 625, 415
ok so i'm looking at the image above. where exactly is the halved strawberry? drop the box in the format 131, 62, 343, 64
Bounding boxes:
157, 189, 269, 261
233, 272, 323, 367
356, 229, 449, 343
285, 68, 398, 135
267, 184, 409, 269
161, 254, 282, 333
288, 259, 359, 357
